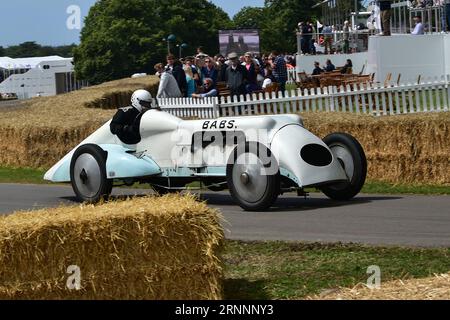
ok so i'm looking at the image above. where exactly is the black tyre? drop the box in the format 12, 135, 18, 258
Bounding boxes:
70, 144, 113, 204
227, 142, 280, 211
321, 133, 367, 200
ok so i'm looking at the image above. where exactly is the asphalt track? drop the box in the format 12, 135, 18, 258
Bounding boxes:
0, 183, 449, 247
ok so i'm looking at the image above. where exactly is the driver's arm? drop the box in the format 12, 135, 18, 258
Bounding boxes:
110, 109, 132, 135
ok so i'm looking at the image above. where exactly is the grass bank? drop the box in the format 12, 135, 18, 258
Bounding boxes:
0, 167, 47, 184
223, 240, 450, 300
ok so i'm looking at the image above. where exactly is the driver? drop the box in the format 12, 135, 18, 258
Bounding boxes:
110, 89, 153, 145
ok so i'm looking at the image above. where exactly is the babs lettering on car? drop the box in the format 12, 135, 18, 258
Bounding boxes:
202, 120, 237, 130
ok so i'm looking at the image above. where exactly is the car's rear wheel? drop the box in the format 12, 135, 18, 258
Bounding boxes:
321, 133, 367, 200
227, 142, 280, 211
70, 144, 113, 204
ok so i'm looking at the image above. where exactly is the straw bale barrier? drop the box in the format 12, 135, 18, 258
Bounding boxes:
0, 76, 159, 168
303, 112, 450, 185
0, 195, 224, 300
314, 273, 450, 300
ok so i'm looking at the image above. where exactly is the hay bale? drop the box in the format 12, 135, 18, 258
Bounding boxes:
314, 273, 450, 300
0, 76, 160, 129
0, 123, 103, 168
0, 195, 224, 300
302, 112, 450, 185
0, 76, 160, 168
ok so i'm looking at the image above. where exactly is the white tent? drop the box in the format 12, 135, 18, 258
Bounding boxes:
0, 56, 69, 70
0, 56, 77, 99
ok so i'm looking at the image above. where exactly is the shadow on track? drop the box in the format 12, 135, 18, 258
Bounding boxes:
199, 193, 403, 213
61, 191, 403, 214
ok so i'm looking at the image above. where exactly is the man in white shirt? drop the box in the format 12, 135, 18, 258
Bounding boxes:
154, 63, 182, 98
411, 15, 425, 35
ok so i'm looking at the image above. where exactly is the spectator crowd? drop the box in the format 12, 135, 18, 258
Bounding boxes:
154, 47, 292, 99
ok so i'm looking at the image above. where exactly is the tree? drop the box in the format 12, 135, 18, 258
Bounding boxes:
74, 0, 232, 84
232, 0, 322, 54
233, 7, 266, 30
4, 42, 42, 58
260, 0, 320, 53
2, 42, 77, 58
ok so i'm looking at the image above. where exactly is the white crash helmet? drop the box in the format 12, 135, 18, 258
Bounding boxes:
131, 89, 153, 112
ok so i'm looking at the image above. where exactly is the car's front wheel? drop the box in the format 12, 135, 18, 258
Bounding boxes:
321, 133, 367, 200
70, 144, 113, 204
227, 142, 280, 211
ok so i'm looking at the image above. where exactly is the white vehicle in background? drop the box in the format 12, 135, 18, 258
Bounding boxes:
45, 110, 367, 211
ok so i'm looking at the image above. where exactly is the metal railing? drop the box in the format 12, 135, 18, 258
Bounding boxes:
297, 31, 370, 55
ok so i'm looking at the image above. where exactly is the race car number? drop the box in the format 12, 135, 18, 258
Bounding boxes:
202, 120, 236, 130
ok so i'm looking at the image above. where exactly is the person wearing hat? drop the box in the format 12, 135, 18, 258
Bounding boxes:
225, 52, 248, 97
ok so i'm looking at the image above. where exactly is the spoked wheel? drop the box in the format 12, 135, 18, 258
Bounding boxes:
227, 142, 280, 211
321, 133, 367, 200
70, 144, 113, 204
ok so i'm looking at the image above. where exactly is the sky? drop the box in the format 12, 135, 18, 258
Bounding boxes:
0, 0, 265, 47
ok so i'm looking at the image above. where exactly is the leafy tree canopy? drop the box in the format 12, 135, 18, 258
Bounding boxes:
233, 6, 266, 30
236, 0, 320, 53
74, 0, 232, 84
1, 42, 77, 58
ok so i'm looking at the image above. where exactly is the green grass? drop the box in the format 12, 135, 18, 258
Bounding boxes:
361, 180, 450, 195
0, 167, 47, 184
222, 240, 450, 300
1, 166, 450, 195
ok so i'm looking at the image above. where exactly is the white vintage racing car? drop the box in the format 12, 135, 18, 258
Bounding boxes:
45, 110, 367, 211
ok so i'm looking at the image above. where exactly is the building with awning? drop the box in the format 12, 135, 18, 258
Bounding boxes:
0, 56, 87, 99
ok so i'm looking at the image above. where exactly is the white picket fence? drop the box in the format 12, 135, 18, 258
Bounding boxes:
158, 96, 220, 118
158, 76, 450, 119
